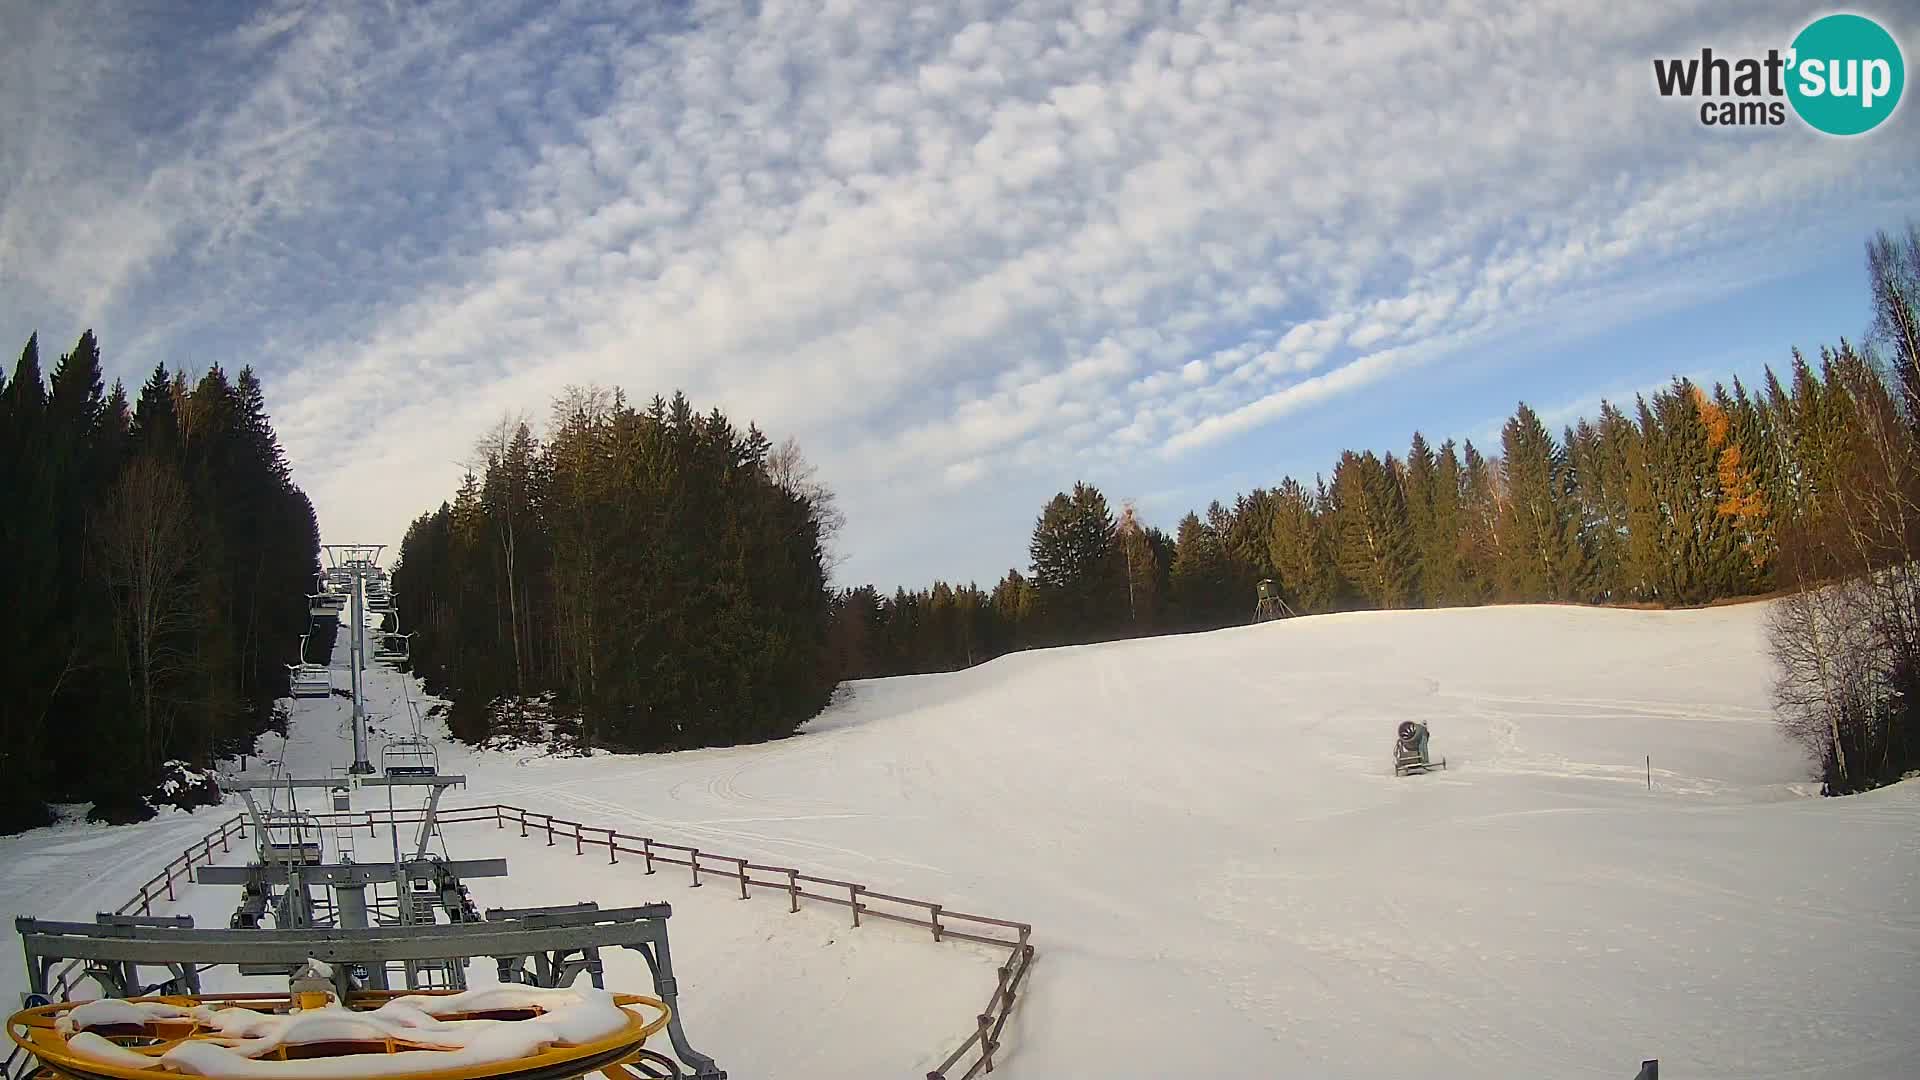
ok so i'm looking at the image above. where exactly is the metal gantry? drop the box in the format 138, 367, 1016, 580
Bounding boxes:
14, 905, 726, 1078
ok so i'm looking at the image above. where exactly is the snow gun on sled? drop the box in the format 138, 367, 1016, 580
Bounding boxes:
1393, 720, 1445, 776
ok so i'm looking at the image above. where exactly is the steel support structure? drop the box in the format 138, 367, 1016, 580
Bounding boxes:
321, 544, 384, 775
15, 905, 725, 1078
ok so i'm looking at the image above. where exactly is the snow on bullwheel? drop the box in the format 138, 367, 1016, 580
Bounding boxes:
7, 969, 681, 1080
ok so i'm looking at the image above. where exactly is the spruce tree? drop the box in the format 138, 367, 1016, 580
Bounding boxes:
1169, 511, 1233, 627
1424, 440, 1470, 605
1494, 404, 1589, 601
1266, 477, 1337, 613
0, 336, 55, 828
1401, 434, 1440, 605
1328, 450, 1416, 608
1028, 482, 1121, 642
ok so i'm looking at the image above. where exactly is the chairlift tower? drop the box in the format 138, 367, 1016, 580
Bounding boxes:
322, 543, 386, 775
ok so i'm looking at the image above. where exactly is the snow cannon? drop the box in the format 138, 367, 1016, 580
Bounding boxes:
1393, 720, 1445, 776
5, 986, 683, 1080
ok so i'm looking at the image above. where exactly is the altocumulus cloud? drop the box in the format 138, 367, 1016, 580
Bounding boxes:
2, 0, 1914, 588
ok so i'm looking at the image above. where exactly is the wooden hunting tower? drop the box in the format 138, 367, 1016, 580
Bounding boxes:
1254, 578, 1295, 622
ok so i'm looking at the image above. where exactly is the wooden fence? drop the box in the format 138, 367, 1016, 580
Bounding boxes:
22, 803, 1033, 1079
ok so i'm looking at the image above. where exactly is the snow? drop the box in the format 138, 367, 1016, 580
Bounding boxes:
55, 988, 634, 1075
58, 998, 193, 1033
4, 602, 1918, 1078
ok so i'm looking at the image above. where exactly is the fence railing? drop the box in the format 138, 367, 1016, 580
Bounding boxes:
5, 813, 252, 1080
16, 803, 1033, 1079
299, 803, 1035, 1079
30, 813, 252, 1003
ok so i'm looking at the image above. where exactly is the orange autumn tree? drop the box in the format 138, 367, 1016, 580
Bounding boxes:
1694, 385, 1772, 578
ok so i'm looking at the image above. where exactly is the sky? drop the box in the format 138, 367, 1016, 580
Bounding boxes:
3, 1, 1917, 592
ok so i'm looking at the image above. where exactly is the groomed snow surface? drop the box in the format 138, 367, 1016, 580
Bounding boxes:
4, 603, 1917, 1078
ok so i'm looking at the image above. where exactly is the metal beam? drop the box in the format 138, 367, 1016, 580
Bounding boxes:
194, 859, 509, 887
354, 775, 467, 788
485, 903, 601, 921
18, 906, 675, 965
224, 779, 346, 792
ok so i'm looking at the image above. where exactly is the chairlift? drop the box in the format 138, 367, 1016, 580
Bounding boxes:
289, 664, 332, 698
258, 812, 323, 865
289, 633, 332, 697
374, 631, 410, 664
382, 736, 438, 778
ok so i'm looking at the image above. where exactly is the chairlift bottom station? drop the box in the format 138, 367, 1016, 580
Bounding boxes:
9, 759, 728, 1079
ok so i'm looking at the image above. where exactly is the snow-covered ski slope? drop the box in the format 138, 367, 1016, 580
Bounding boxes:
4, 602, 1918, 1078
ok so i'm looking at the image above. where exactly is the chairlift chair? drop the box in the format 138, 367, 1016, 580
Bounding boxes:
374, 631, 410, 664
289, 664, 332, 698
289, 633, 332, 697
382, 736, 438, 778
258, 811, 324, 865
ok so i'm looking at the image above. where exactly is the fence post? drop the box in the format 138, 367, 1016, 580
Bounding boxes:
545, 816, 554, 847
930, 904, 943, 942
607, 829, 618, 865
736, 858, 749, 900
139, 886, 150, 915
849, 885, 862, 927
495, 806, 504, 829
642, 839, 655, 875
518, 809, 527, 837
164, 868, 175, 902
787, 870, 799, 913
690, 850, 702, 887
219, 825, 229, 853
976, 1013, 994, 1072
574, 823, 583, 856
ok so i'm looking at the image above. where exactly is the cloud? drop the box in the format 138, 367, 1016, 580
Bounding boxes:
2, 0, 1914, 588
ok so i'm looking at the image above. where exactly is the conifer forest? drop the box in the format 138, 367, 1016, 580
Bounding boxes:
0, 341, 321, 830
4, 225, 1916, 832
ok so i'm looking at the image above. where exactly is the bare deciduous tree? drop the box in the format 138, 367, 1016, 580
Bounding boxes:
94, 455, 199, 774
767, 436, 847, 573
475, 410, 538, 694
1767, 230, 1920, 793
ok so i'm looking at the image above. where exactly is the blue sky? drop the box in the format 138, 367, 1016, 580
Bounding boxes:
3, 1, 1917, 591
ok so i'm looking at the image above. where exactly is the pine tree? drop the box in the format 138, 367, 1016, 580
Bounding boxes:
1266, 477, 1337, 613
1028, 482, 1121, 642
1459, 440, 1500, 601
1494, 404, 1588, 601
1424, 440, 1471, 605
1401, 434, 1441, 605
133, 364, 178, 455
0, 336, 57, 828
1328, 450, 1416, 608
1169, 511, 1234, 627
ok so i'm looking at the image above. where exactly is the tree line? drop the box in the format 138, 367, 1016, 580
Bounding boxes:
391, 389, 840, 753
831, 227, 1919, 794
0, 333, 321, 831
833, 369, 1819, 671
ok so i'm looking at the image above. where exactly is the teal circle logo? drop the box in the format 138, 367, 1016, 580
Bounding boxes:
1787, 14, 1905, 135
